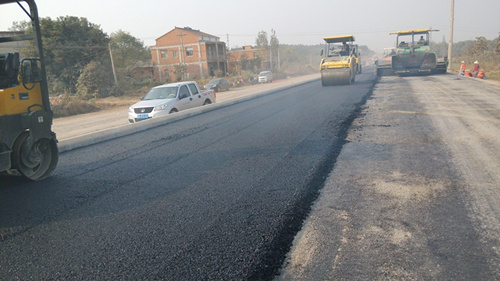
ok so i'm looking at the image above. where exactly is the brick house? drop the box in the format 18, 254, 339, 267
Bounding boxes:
227, 45, 261, 73
150, 27, 227, 82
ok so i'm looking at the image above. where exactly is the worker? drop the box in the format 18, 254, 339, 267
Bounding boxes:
340, 42, 348, 56
478, 71, 486, 79
473, 61, 480, 78
417, 36, 426, 45
459, 61, 466, 75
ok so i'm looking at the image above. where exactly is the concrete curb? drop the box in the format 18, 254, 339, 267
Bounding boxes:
58, 77, 319, 153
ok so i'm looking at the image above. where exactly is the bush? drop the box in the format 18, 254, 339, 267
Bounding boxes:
76, 60, 114, 99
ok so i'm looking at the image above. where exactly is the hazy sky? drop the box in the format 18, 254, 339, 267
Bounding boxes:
1, 0, 499, 52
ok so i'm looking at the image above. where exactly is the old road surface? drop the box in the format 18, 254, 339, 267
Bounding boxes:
2, 70, 500, 280
278, 74, 500, 280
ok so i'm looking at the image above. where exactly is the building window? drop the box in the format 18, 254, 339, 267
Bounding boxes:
186, 47, 194, 57
161, 50, 168, 59
173, 51, 177, 58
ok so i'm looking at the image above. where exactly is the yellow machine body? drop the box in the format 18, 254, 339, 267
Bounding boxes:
0, 84, 43, 116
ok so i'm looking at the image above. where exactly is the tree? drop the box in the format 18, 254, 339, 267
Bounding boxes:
255, 30, 269, 69
173, 64, 186, 82
495, 35, 500, 56
110, 30, 150, 69
109, 30, 151, 90
42, 16, 110, 94
76, 60, 114, 99
270, 29, 280, 71
473, 36, 488, 54
11, 16, 110, 94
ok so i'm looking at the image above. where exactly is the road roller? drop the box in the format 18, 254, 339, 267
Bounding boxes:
319, 35, 356, 86
0, 0, 58, 181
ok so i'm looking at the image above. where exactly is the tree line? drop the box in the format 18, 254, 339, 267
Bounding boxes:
11, 16, 151, 99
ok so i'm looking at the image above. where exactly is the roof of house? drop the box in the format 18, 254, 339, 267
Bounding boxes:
155, 26, 219, 42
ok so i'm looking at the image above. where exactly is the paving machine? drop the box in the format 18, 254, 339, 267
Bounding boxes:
0, 0, 58, 180
390, 29, 442, 75
320, 35, 356, 86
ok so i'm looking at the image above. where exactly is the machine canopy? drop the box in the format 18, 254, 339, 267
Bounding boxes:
323, 35, 355, 44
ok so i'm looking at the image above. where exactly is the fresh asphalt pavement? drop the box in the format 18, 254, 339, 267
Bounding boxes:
0, 71, 374, 279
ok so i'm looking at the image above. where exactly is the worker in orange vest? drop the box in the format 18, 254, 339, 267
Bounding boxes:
473, 61, 480, 78
478, 71, 485, 79
459, 61, 466, 75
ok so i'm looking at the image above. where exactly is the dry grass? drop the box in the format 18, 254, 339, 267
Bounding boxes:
51, 95, 142, 118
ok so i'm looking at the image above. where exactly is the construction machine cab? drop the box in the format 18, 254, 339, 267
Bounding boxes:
0, 52, 20, 88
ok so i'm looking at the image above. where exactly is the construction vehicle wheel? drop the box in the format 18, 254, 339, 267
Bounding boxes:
11, 132, 58, 181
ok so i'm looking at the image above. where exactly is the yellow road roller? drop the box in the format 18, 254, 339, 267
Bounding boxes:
319, 35, 356, 86
0, 0, 58, 180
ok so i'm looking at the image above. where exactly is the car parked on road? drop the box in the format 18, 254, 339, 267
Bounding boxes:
204, 78, 231, 92
258, 71, 273, 83
128, 81, 216, 123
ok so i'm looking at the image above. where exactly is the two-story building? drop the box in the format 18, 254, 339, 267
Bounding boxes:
227, 45, 260, 73
151, 27, 227, 82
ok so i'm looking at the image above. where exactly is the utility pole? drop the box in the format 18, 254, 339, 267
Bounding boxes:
177, 33, 186, 80
108, 43, 118, 86
177, 33, 186, 64
447, 0, 454, 70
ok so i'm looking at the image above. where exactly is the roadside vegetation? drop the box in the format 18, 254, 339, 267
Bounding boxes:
10, 17, 372, 118
431, 35, 500, 81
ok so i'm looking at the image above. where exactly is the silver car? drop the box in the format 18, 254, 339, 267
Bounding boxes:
258, 71, 273, 83
128, 81, 216, 123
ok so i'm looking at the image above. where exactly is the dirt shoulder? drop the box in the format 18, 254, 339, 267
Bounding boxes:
278, 74, 500, 280
52, 74, 319, 141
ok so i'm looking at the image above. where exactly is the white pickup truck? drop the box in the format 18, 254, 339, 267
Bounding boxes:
128, 81, 216, 123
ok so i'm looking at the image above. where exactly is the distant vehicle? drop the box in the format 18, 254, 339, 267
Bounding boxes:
258, 71, 273, 83
128, 81, 215, 123
319, 35, 356, 86
204, 78, 231, 92
390, 29, 448, 75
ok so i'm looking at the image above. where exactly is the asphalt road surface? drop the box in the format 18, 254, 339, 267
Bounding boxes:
278, 74, 500, 280
52, 74, 319, 141
0, 72, 375, 279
